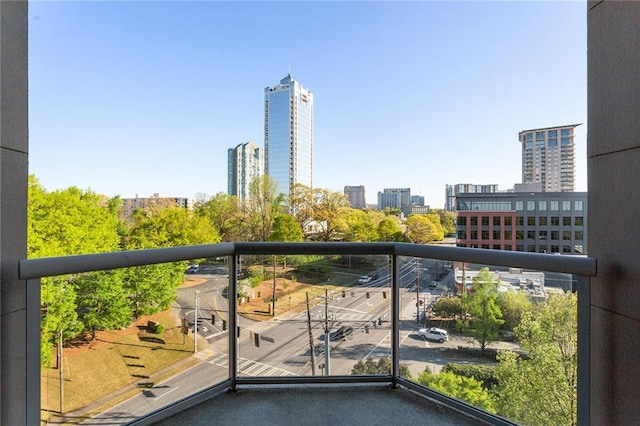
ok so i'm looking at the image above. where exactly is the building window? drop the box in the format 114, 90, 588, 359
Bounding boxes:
574, 245, 584, 254
563, 245, 572, 253
482, 216, 489, 226
471, 217, 478, 226
516, 216, 524, 226
539, 201, 547, 210
550, 201, 559, 210
471, 230, 478, 239
493, 230, 501, 240
539, 216, 547, 226
539, 230, 548, 240
575, 216, 584, 226
505, 230, 512, 239
516, 245, 524, 251
575, 231, 584, 240
505, 216, 512, 226
539, 246, 547, 253
563, 231, 571, 240
482, 231, 489, 239
562, 201, 571, 211
457, 230, 467, 239
493, 217, 501, 226
493, 245, 501, 250
505, 244, 512, 251
515, 201, 524, 211
563, 217, 571, 226
527, 231, 535, 239
561, 128, 571, 137
551, 231, 559, 240
527, 201, 535, 211
458, 216, 467, 226
525, 133, 533, 142
551, 216, 560, 226
551, 245, 560, 253
536, 131, 545, 140
527, 217, 535, 226
575, 200, 583, 211
527, 245, 536, 252
516, 231, 524, 240
482, 244, 490, 249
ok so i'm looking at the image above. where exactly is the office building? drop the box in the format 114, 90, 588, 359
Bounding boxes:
519, 124, 579, 192
455, 191, 587, 255
264, 73, 313, 197
228, 141, 264, 201
445, 183, 499, 211
377, 188, 412, 216
344, 185, 366, 209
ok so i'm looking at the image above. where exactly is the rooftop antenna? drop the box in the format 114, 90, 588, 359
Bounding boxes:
288, 66, 292, 78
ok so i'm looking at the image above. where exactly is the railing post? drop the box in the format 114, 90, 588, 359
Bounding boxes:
576, 274, 590, 425
229, 254, 239, 390
27, 278, 42, 424
391, 254, 400, 388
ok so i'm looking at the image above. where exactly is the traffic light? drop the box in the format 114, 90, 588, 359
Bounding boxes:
211, 314, 216, 324
342, 290, 346, 298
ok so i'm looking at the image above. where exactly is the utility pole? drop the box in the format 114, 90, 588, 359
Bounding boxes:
59, 329, 64, 414
305, 292, 316, 376
415, 258, 420, 323
320, 288, 335, 375
194, 290, 200, 354
272, 256, 277, 316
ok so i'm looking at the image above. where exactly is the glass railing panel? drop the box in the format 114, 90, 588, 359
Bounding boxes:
398, 258, 578, 425
236, 254, 391, 377
40, 259, 230, 424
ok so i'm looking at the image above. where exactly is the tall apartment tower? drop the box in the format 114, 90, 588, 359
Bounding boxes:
377, 188, 412, 217
344, 185, 366, 209
264, 73, 313, 197
519, 124, 579, 192
227, 141, 264, 201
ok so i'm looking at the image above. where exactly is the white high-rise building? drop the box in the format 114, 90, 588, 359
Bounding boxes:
227, 141, 264, 201
519, 124, 579, 192
264, 73, 313, 197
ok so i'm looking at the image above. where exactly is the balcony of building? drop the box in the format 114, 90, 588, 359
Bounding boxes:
21, 242, 595, 425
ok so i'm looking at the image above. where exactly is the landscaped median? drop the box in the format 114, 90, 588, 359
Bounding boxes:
41, 309, 199, 424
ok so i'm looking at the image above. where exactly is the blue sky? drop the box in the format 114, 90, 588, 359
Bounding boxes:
29, 1, 587, 208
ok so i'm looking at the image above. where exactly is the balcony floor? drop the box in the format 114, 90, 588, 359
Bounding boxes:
156, 384, 487, 426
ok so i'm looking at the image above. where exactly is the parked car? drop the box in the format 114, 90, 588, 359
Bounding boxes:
185, 264, 199, 273
418, 327, 449, 343
357, 275, 373, 285
330, 326, 355, 341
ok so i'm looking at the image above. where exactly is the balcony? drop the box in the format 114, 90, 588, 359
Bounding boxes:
20, 242, 596, 425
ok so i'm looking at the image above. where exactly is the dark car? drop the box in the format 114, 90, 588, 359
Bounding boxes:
330, 326, 355, 341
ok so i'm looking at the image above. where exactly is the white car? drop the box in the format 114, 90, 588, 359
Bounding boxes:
418, 327, 449, 343
357, 275, 373, 285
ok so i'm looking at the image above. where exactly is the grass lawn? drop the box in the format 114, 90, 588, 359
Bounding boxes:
41, 309, 198, 422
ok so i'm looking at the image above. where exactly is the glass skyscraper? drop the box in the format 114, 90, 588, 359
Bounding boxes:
264, 73, 313, 197
227, 141, 263, 201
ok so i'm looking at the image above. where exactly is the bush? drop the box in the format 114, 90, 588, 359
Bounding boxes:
442, 363, 498, 390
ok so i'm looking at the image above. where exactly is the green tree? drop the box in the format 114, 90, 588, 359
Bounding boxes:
245, 175, 283, 241
406, 214, 438, 243
461, 268, 504, 351
431, 209, 457, 234
416, 370, 496, 413
73, 270, 132, 340
342, 208, 378, 242
122, 263, 184, 317
312, 188, 351, 241
432, 296, 463, 318
351, 357, 411, 377
494, 292, 577, 426
497, 290, 532, 332
269, 214, 304, 242
194, 192, 243, 242
376, 217, 409, 242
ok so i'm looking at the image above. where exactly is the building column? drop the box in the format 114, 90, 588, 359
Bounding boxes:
588, 1, 640, 424
0, 1, 31, 424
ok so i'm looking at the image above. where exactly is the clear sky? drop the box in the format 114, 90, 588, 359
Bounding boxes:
29, 1, 587, 208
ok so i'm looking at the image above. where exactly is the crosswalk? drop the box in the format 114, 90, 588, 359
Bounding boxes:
206, 353, 297, 377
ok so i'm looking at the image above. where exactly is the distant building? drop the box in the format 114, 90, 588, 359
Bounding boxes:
445, 183, 499, 211
264, 73, 313, 197
411, 195, 425, 206
119, 193, 191, 220
227, 141, 264, 201
378, 188, 412, 216
519, 124, 580, 192
344, 185, 366, 209
455, 191, 587, 255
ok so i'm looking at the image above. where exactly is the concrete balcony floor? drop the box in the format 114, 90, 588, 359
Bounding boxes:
157, 384, 487, 426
